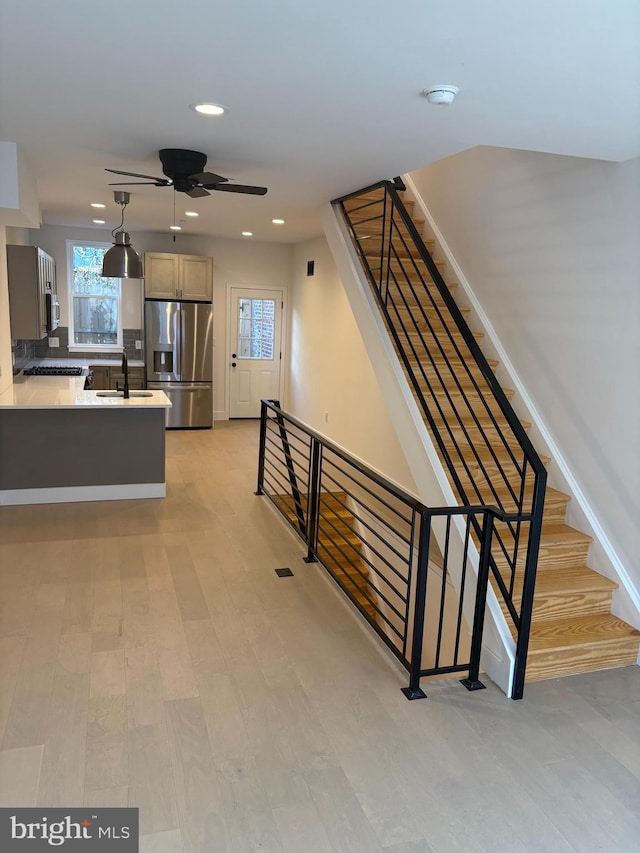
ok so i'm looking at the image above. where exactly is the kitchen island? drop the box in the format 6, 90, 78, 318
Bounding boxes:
0, 375, 171, 505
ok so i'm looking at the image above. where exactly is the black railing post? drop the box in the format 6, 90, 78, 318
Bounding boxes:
303, 438, 321, 563
401, 511, 431, 700
273, 400, 307, 536
379, 187, 388, 302
511, 470, 547, 699
461, 511, 493, 692
255, 399, 268, 495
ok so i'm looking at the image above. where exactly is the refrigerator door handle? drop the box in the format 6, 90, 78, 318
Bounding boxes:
148, 382, 211, 392
174, 305, 182, 380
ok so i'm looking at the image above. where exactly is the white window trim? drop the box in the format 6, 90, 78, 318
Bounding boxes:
66, 240, 123, 352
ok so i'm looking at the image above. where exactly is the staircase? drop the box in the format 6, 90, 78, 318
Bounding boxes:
273, 492, 379, 619
339, 185, 640, 685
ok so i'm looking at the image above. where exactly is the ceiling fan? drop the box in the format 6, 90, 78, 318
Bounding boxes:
105, 148, 268, 198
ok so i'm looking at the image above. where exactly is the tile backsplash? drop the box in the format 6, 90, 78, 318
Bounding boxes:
11, 339, 36, 374
12, 327, 143, 371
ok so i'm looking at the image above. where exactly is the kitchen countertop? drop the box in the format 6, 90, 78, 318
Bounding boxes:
0, 375, 170, 410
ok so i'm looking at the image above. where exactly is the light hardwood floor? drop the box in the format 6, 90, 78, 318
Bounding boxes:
0, 420, 638, 852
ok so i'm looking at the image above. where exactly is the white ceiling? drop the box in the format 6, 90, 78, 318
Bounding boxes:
1, 0, 638, 243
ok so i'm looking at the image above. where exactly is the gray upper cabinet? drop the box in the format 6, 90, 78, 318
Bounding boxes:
7, 245, 57, 339
144, 252, 213, 302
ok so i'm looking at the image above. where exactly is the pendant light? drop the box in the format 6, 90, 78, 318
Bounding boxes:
101, 191, 143, 278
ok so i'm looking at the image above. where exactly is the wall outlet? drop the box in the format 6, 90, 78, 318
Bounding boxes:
135, 340, 142, 350
48, 337, 59, 348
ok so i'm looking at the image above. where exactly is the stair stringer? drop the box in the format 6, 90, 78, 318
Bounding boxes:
402, 173, 640, 645
321, 201, 517, 696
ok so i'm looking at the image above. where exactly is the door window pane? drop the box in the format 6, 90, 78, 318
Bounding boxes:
236, 298, 276, 359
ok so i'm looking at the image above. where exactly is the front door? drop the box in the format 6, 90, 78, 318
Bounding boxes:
228, 286, 284, 418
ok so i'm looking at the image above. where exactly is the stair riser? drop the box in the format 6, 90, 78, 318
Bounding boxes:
529, 590, 613, 622
401, 337, 484, 357
368, 257, 445, 273
490, 529, 591, 564
435, 430, 527, 454
362, 244, 434, 261
413, 388, 515, 417
342, 198, 415, 214
500, 591, 613, 624
351, 225, 429, 243
393, 302, 470, 319
525, 643, 639, 682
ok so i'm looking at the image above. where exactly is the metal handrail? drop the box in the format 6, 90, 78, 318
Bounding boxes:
257, 399, 516, 700
333, 181, 547, 698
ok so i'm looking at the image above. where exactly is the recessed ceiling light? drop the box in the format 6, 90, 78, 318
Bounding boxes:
92, 219, 106, 224
190, 102, 225, 116
272, 218, 285, 225
241, 231, 253, 237
91, 203, 106, 209
170, 225, 182, 231
185, 211, 199, 217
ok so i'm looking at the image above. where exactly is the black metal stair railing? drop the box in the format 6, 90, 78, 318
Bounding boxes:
333, 180, 547, 699
257, 399, 515, 700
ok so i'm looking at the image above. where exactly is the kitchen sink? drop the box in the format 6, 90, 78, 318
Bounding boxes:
95, 390, 154, 398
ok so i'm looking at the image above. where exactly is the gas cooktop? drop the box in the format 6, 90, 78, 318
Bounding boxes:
24, 365, 84, 376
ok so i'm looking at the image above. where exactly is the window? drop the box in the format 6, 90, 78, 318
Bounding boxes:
237, 298, 275, 359
67, 242, 122, 349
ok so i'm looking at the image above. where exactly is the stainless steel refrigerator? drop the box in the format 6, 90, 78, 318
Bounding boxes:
145, 300, 213, 428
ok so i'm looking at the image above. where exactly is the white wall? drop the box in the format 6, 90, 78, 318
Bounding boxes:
409, 147, 640, 592
289, 236, 417, 492
23, 225, 294, 418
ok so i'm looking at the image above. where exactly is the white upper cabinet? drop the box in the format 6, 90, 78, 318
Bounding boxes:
144, 252, 213, 302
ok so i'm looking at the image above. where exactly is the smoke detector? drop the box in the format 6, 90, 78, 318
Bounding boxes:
422, 85, 459, 105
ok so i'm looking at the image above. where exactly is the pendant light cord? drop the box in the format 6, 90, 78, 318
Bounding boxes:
112, 201, 126, 239
173, 190, 177, 243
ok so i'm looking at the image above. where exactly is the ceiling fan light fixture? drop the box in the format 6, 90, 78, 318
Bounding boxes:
422, 85, 459, 105
191, 102, 225, 116
101, 191, 143, 278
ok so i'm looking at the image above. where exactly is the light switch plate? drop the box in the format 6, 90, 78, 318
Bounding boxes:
135, 340, 142, 350
48, 337, 59, 348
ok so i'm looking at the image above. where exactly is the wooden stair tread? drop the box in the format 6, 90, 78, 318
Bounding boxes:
526, 613, 640, 652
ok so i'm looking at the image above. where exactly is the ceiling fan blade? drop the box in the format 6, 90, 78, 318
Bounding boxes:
106, 167, 170, 184
209, 183, 268, 196
186, 186, 210, 198
189, 171, 228, 185
108, 181, 162, 186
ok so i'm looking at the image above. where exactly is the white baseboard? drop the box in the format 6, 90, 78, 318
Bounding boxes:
0, 483, 166, 505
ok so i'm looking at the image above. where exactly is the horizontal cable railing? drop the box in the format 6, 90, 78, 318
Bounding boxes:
333, 180, 547, 698
257, 399, 514, 700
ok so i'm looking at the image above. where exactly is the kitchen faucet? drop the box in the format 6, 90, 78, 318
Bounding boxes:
120, 351, 130, 399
